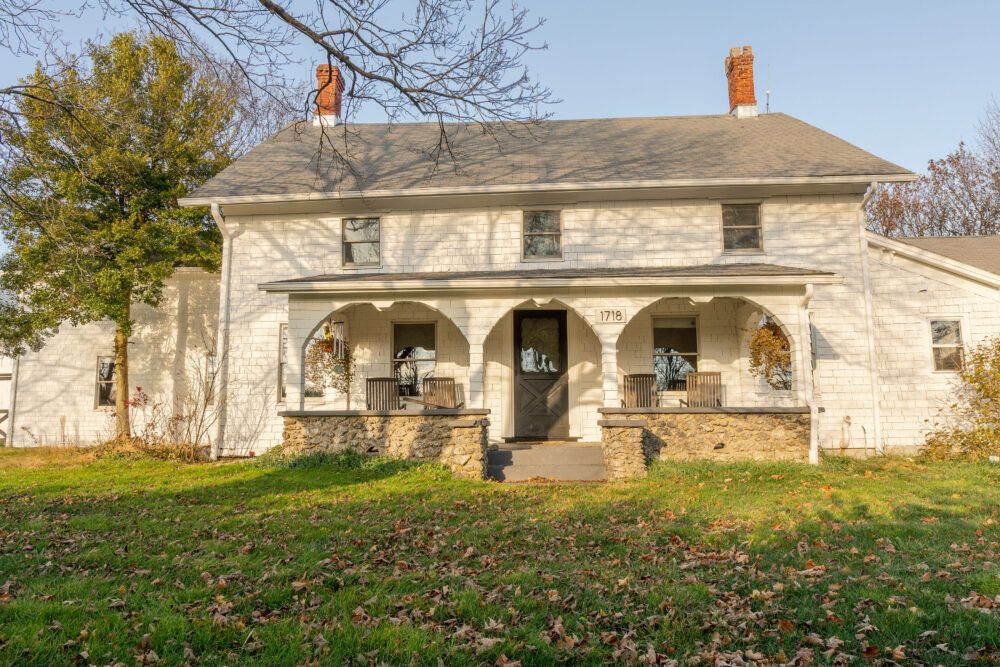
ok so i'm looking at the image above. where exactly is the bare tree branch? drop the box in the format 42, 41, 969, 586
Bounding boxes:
1, 1, 553, 187
867, 102, 1000, 238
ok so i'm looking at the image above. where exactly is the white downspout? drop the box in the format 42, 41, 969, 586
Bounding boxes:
858, 182, 885, 455
210, 203, 233, 461
798, 284, 819, 464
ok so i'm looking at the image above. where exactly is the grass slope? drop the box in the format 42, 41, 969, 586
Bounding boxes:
1, 448, 998, 665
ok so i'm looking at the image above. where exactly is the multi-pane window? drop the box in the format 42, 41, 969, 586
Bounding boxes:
342, 217, 380, 266
277, 324, 288, 400
652, 317, 698, 391
393, 322, 436, 396
95, 356, 116, 407
522, 210, 562, 259
722, 204, 762, 251
931, 320, 964, 371
203, 353, 217, 404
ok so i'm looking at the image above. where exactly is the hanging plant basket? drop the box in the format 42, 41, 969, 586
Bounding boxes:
748, 319, 792, 391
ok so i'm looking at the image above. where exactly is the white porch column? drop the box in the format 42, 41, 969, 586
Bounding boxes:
797, 284, 820, 464
600, 337, 621, 408
590, 319, 629, 408
467, 331, 488, 409
435, 299, 520, 411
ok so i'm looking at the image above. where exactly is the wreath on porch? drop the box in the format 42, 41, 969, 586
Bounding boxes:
304, 320, 355, 404
748, 318, 792, 391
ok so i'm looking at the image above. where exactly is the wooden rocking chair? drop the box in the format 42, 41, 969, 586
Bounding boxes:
622, 373, 658, 408
365, 377, 401, 410
679, 372, 722, 408
407, 377, 464, 409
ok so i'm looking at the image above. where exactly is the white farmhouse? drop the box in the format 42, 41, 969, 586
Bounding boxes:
6, 46, 999, 478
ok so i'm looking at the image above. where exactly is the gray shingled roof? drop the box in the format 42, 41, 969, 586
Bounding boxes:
261, 263, 833, 290
189, 113, 911, 201
900, 236, 1000, 275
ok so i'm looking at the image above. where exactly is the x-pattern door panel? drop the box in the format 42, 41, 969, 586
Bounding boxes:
514, 311, 569, 439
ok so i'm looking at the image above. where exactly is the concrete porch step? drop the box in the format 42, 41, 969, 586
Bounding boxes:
486, 443, 606, 482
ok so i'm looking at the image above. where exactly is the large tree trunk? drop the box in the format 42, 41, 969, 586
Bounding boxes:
114, 323, 131, 440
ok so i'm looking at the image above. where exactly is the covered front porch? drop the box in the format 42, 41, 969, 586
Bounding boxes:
263, 265, 837, 472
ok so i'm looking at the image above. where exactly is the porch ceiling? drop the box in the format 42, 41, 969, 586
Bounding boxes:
259, 263, 840, 294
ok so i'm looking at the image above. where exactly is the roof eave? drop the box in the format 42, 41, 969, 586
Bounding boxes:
259, 273, 843, 294
866, 232, 1000, 289
181, 173, 917, 208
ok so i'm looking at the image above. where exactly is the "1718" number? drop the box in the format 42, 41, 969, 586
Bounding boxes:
599, 309, 624, 323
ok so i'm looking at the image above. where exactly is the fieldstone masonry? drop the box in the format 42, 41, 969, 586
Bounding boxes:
598, 420, 648, 480
599, 408, 810, 478
281, 410, 489, 479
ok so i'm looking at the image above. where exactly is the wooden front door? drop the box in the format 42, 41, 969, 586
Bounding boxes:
514, 310, 569, 439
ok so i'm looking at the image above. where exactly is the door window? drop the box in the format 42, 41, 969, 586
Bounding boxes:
518, 316, 562, 373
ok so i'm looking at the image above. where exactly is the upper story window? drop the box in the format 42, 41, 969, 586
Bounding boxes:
342, 217, 380, 266
722, 204, 762, 252
930, 319, 964, 371
522, 210, 562, 260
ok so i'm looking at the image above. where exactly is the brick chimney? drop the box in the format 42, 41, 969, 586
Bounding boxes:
314, 64, 345, 126
724, 46, 758, 118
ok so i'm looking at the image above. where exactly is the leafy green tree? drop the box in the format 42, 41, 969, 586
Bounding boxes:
0, 32, 236, 439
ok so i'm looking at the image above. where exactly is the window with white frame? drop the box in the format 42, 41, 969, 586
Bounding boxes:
95, 356, 116, 407
722, 203, 762, 252
652, 317, 698, 391
342, 217, 380, 266
522, 210, 562, 259
203, 352, 217, 404
277, 324, 288, 400
393, 322, 436, 396
930, 319, 964, 371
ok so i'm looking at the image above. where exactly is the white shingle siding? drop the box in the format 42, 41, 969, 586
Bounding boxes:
869, 249, 1000, 449
9, 270, 219, 446
9, 194, 998, 455
216, 194, 883, 454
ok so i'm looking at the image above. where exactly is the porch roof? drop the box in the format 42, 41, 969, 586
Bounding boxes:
260, 263, 839, 293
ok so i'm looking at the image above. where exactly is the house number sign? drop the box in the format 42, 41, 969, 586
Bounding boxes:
598, 308, 626, 323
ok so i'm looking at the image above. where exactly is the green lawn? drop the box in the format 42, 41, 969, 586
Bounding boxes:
1, 449, 998, 666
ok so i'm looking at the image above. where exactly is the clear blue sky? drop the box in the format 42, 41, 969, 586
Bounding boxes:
2, 0, 998, 172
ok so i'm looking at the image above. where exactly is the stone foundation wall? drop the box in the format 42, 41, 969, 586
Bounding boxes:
642, 411, 810, 462
281, 410, 489, 479
598, 420, 647, 480
599, 408, 811, 477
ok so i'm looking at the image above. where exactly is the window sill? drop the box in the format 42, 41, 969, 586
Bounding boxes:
721, 249, 765, 255
341, 264, 382, 271
521, 256, 565, 263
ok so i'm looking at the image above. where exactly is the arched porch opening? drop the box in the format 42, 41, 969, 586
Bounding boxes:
615, 296, 798, 408
293, 300, 470, 410
482, 298, 603, 442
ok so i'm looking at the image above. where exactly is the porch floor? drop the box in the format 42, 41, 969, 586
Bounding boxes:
486, 442, 606, 482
